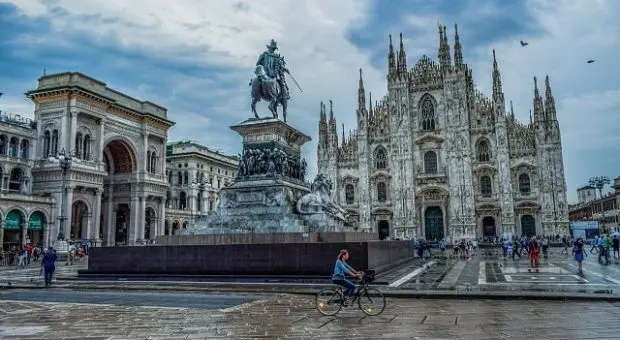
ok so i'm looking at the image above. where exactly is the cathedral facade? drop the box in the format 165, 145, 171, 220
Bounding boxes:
317, 26, 569, 241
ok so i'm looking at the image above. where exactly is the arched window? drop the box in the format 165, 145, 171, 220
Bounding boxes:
374, 147, 387, 169
179, 191, 187, 210
183, 171, 189, 185
42, 131, 50, 157
8, 168, 23, 192
177, 171, 183, 185
9, 137, 18, 157
480, 176, 492, 196
477, 139, 491, 162
51, 130, 59, 156
149, 150, 157, 173
146, 151, 152, 173
377, 182, 387, 202
345, 184, 355, 204
0, 135, 7, 155
20, 139, 29, 159
421, 97, 436, 131
166, 191, 171, 207
168, 171, 173, 183
519, 173, 531, 194
424, 151, 438, 174
75, 132, 83, 159
83, 135, 91, 160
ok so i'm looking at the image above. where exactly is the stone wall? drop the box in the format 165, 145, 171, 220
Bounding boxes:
155, 232, 379, 245
84, 240, 413, 276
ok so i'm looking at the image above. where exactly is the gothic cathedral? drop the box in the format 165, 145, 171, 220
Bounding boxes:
317, 25, 569, 241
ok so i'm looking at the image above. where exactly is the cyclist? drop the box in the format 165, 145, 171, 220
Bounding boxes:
332, 249, 362, 304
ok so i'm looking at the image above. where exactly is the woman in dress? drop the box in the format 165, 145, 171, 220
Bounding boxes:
573, 237, 585, 272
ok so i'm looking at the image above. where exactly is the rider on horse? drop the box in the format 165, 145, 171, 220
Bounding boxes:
256, 39, 290, 102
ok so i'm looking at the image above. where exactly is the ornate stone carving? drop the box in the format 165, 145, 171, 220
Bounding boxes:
237, 147, 306, 182
296, 174, 346, 221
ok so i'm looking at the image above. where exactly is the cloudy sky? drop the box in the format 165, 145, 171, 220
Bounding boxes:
1, 0, 618, 202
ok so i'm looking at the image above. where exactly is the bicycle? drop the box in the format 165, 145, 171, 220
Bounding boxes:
315, 270, 386, 316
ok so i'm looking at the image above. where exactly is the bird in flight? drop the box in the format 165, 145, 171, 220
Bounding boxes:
520, 40, 528, 47
587, 59, 596, 64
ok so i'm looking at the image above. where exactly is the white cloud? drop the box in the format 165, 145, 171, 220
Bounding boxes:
7, 0, 389, 177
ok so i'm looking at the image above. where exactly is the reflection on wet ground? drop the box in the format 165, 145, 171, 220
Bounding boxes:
399, 250, 620, 295
2, 294, 620, 339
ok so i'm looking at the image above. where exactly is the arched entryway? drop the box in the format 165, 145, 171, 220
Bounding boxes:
144, 207, 156, 240
3, 209, 24, 249
521, 215, 536, 236
115, 204, 130, 245
172, 220, 180, 235
482, 216, 496, 237
28, 211, 46, 246
102, 139, 137, 246
378, 220, 390, 240
182, 221, 188, 229
424, 206, 444, 241
71, 201, 89, 240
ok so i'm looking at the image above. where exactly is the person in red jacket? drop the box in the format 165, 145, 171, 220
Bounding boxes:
528, 236, 540, 271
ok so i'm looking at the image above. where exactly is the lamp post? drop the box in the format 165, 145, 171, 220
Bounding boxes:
49, 148, 78, 242
589, 176, 610, 233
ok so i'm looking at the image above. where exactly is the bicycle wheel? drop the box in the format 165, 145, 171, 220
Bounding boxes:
358, 287, 386, 316
316, 287, 343, 316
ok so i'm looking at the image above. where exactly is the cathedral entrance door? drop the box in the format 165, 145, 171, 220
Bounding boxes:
482, 216, 496, 237
521, 215, 536, 236
378, 220, 390, 240
424, 207, 444, 241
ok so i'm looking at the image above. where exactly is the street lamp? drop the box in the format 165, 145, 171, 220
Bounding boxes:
48, 148, 80, 241
589, 176, 610, 233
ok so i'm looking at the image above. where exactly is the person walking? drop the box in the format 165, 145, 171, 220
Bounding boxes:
573, 238, 586, 273
41, 246, 58, 287
528, 237, 540, 272
612, 235, 620, 259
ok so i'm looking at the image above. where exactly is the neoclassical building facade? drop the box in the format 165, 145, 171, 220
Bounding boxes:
26, 72, 174, 246
318, 26, 569, 241
0, 111, 56, 249
164, 141, 238, 233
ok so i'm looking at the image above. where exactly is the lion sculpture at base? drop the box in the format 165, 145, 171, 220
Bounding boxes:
296, 173, 347, 221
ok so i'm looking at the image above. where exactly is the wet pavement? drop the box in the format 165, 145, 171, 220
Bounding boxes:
0, 289, 271, 310
1, 293, 620, 339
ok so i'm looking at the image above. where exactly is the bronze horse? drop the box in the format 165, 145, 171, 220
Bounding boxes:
250, 65, 288, 122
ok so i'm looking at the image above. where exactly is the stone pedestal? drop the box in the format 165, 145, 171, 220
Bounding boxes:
181, 117, 343, 234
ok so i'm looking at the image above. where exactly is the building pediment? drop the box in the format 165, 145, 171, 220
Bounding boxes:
472, 163, 497, 175
515, 201, 540, 209
511, 160, 536, 170
417, 187, 449, 202
415, 133, 444, 145
370, 171, 391, 180
371, 208, 393, 215
339, 175, 359, 186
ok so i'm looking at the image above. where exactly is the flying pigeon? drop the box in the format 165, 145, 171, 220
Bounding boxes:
520, 40, 528, 47
587, 60, 596, 64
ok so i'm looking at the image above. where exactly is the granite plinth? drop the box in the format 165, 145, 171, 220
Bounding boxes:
82, 240, 414, 276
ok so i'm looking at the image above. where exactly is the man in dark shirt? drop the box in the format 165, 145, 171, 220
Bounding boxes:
41, 246, 58, 287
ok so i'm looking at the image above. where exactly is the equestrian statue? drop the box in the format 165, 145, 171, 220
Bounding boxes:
250, 39, 302, 123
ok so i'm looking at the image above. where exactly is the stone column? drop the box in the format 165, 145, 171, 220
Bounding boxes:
20, 223, 27, 246
158, 199, 166, 237
0, 223, 4, 250
69, 110, 78, 151
142, 133, 149, 172
83, 213, 92, 240
65, 188, 74, 240
93, 189, 102, 243
128, 196, 139, 245
138, 197, 146, 241
98, 119, 106, 162
42, 223, 49, 249
105, 200, 115, 246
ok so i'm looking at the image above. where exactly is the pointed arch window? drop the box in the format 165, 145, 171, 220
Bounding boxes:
421, 98, 436, 131
42, 131, 50, 157
423, 151, 438, 174
374, 147, 387, 169
519, 173, 531, 194
345, 184, 355, 204
83, 135, 91, 160
9, 137, 18, 157
0, 135, 7, 155
480, 176, 492, 197
51, 130, 59, 156
20, 139, 29, 159
377, 182, 387, 202
477, 139, 491, 162
75, 132, 83, 159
